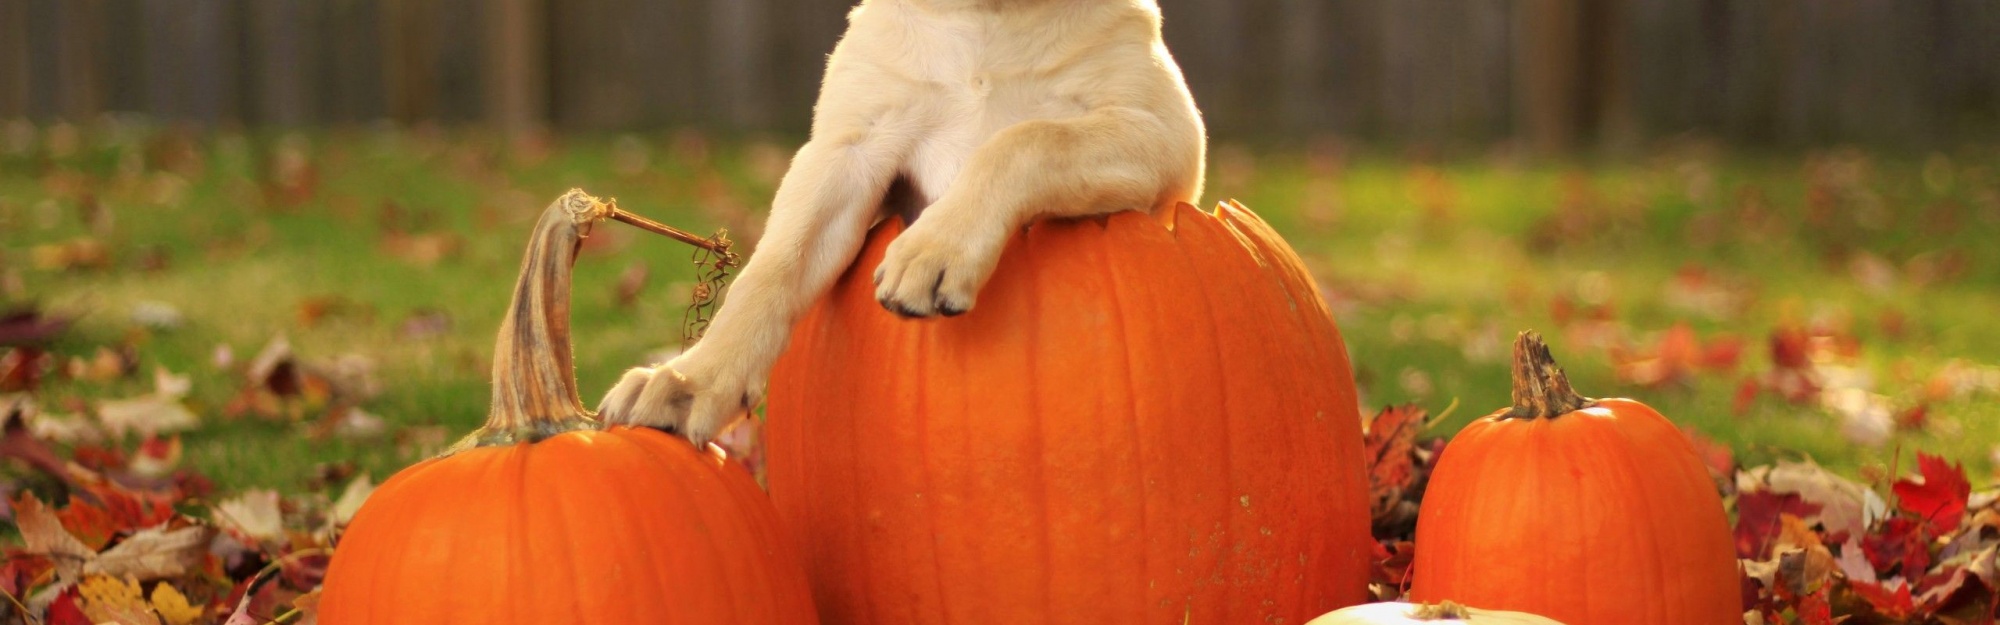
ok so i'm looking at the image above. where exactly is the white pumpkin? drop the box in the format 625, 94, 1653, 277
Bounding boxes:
1307, 601, 1567, 625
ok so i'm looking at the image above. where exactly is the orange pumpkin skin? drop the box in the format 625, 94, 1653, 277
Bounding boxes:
1409, 342, 1740, 625
319, 191, 818, 625
767, 202, 1373, 623
319, 427, 818, 624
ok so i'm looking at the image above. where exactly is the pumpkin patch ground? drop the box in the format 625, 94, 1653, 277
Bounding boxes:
2, 127, 1998, 623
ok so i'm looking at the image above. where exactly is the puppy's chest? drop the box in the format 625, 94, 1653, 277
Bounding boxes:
896, 33, 1086, 201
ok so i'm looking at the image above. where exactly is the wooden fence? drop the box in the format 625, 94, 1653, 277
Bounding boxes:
1, 0, 1995, 148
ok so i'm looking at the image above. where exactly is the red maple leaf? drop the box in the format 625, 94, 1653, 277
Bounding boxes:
1364, 405, 1426, 496
1861, 517, 1931, 579
1849, 580, 1916, 619
1796, 586, 1836, 625
1736, 490, 1823, 559
45, 588, 91, 625
1892, 453, 1971, 534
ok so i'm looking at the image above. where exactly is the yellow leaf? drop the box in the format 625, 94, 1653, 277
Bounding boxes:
150, 583, 204, 625
78, 574, 161, 625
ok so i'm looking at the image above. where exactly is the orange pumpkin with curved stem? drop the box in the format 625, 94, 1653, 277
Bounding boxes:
766, 202, 1373, 623
318, 191, 816, 625
1409, 332, 1739, 625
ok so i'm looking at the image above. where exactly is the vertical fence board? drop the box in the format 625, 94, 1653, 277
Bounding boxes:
3, 0, 1993, 145
0, 0, 30, 119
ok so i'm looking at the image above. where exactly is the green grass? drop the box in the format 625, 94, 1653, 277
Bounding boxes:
3, 123, 1997, 494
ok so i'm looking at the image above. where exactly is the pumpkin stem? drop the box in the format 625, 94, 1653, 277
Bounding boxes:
451, 190, 614, 452
1506, 331, 1595, 419
1410, 601, 1473, 620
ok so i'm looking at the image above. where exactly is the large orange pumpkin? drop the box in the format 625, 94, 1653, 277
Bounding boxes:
766, 201, 1373, 623
1408, 332, 1739, 624
319, 191, 817, 625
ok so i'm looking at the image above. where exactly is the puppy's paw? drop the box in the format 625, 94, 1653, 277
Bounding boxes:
872, 218, 1003, 318
597, 358, 758, 446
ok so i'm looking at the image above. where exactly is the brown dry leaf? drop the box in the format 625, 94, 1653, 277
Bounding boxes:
77, 574, 161, 625
30, 408, 106, 444
30, 237, 112, 271
331, 475, 375, 526
322, 405, 387, 440
68, 346, 136, 382
149, 582, 205, 625
86, 524, 214, 580
1778, 514, 1824, 551
1777, 544, 1839, 597
214, 489, 285, 546
97, 395, 200, 438
1742, 459, 1887, 539
380, 232, 462, 267
12, 492, 95, 580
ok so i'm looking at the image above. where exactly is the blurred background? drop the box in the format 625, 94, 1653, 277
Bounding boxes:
3, 0, 1997, 150
2, 3, 1997, 622
0, 0, 1997, 496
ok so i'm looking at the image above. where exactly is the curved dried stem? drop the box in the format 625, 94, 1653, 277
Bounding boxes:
452, 190, 607, 452
1505, 331, 1595, 419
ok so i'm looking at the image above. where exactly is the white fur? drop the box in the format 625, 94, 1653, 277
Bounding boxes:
598, 0, 1206, 443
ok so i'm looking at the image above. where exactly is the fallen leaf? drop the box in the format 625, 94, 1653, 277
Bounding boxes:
215, 489, 285, 546
2, 399, 92, 493
0, 308, 71, 346
1894, 453, 1972, 534
1835, 538, 1878, 584
331, 475, 375, 526
380, 232, 462, 267
85, 523, 214, 580
127, 435, 182, 479
1750, 459, 1888, 539
11, 493, 95, 580
45, 586, 89, 625
1848, 578, 1914, 619
1736, 490, 1823, 559
149, 582, 204, 625
67, 346, 136, 383
96, 394, 200, 438
325, 405, 386, 440
129, 301, 183, 330
1, 346, 52, 391
1776, 542, 1838, 596
76, 575, 160, 625
1862, 517, 1931, 579
30, 238, 112, 272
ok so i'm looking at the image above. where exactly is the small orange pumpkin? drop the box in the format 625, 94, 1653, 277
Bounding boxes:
1409, 332, 1739, 624
767, 202, 1373, 623
318, 191, 817, 624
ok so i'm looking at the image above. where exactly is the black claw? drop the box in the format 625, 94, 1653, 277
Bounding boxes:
646, 423, 679, 435
938, 302, 966, 317
888, 301, 928, 318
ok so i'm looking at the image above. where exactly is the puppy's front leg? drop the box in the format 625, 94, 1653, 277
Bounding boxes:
874, 106, 1201, 317
600, 129, 905, 444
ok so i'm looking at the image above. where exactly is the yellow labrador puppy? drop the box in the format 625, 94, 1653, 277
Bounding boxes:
599, 0, 1206, 442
